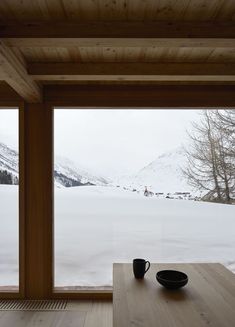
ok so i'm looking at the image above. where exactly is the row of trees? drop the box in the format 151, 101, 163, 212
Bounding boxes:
183, 110, 235, 204
0, 170, 18, 185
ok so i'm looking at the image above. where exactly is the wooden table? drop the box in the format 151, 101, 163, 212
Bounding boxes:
113, 263, 235, 327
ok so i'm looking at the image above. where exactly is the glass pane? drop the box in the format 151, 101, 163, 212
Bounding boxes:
0, 109, 19, 291
54, 109, 235, 290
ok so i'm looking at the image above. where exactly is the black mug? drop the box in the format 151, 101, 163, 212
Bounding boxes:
133, 258, 150, 278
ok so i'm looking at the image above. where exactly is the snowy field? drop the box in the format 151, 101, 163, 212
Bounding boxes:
0, 186, 18, 287
0, 185, 235, 288
55, 185, 235, 287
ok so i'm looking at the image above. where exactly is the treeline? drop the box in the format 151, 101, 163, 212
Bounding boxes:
0, 170, 19, 185
183, 110, 235, 204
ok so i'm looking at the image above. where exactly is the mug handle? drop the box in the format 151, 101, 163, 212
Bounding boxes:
145, 261, 150, 273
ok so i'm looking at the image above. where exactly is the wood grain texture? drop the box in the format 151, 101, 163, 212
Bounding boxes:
0, 0, 234, 21
0, 311, 87, 327
113, 263, 235, 327
12, 47, 228, 65
5, 37, 235, 48
0, 40, 41, 103
1, 4, 235, 89
24, 103, 53, 299
28, 62, 235, 82
0, 301, 112, 327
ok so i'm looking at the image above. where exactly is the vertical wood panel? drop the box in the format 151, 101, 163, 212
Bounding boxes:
24, 103, 53, 299
19, 102, 25, 298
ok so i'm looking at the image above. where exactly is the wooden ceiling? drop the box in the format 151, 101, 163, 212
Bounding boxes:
1, 0, 235, 21
0, 0, 235, 102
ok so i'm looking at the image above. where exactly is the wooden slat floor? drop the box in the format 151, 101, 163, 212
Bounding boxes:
0, 301, 112, 327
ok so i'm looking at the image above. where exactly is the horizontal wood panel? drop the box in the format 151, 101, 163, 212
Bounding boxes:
6, 38, 235, 48
12, 47, 235, 66
44, 84, 235, 108
0, 0, 234, 21
2, 21, 235, 38
29, 62, 235, 82
29, 62, 235, 76
17, 47, 216, 64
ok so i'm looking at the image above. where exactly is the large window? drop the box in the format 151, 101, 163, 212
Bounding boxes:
0, 109, 19, 291
54, 109, 235, 290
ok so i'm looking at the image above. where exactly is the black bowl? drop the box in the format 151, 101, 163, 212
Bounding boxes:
156, 270, 188, 289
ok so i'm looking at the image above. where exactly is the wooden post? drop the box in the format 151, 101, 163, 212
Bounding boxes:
24, 102, 53, 299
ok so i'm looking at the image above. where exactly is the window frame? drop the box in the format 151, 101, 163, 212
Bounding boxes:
0, 103, 25, 299
0, 84, 235, 300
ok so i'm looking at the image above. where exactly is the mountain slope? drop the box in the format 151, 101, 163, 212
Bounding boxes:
54, 156, 108, 187
0, 142, 108, 187
116, 147, 194, 194
0, 143, 18, 184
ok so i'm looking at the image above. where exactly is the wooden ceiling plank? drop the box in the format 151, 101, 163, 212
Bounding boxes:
0, 40, 42, 102
0, 0, 234, 21
183, 0, 223, 21
215, 0, 235, 21
4, 38, 235, 49
207, 48, 235, 63
2, 21, 235, 49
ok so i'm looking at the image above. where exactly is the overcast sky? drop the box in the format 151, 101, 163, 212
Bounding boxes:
54, 109, 200, 178
0, 108, 200, 178
0, 109, 18, 150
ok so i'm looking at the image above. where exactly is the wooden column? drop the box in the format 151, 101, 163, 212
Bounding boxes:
24, 103, 53, 299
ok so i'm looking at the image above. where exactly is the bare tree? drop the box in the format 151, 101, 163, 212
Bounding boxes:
183, 110, 235, 203
213, 110, 235, 158
183, 111, 222, 201
212, 110, 235, 202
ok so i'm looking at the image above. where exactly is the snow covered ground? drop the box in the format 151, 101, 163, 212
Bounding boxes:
55, 185, 235, 287
0, 185, 18, 287
0, 185, 235, 288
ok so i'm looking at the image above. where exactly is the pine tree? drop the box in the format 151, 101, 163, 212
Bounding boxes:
0, 170, 13, 184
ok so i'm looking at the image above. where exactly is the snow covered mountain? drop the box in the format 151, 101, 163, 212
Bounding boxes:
0, 142, 108, 187
0, 142, 195, 194
116, 147, 195, 194
54, 156, 108, 187
0, 142, 18, 184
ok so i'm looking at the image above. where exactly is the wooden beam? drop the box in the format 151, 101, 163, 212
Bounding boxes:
0, 81, 22, 105
1, 20, 235, 38
0, 40, 42, 103
24, 103, 53, 299
5, 38, 235, 48
44, 84, 235, 108
1, 21, 235, 48
28, 63, 235, 82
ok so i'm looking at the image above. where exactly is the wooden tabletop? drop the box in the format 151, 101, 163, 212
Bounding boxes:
113, 263, 235, 327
